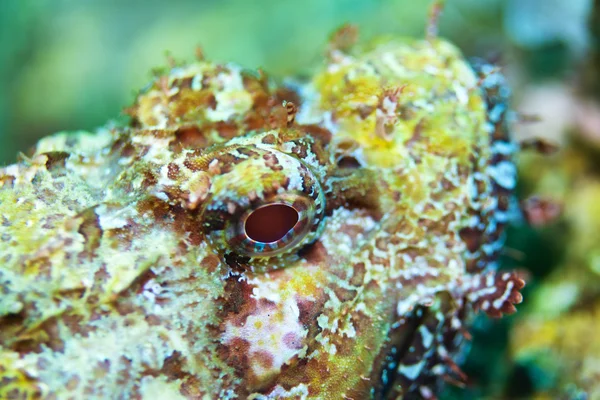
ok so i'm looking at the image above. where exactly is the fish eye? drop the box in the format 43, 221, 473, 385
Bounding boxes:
200, 143, 326, 262
244, 203, 298, 243
224, 194, 321, 258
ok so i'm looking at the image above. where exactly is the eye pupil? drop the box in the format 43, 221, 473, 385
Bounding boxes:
245, 204, 299, 243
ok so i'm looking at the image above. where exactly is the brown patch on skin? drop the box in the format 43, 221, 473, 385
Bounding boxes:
406, 118, 426, 149
93, 359, 111, 380
357, 104, 375, 119
298, 241, 328, 265
459, 227, 483, 253
216, 274, 256, 323
180, 374, 207, 398
142, 170, 158, 188
252, 350, 275, 370
262, 153, 282, 171
350, 262, 366, 287
269, 105, 288, 129
209, 153, 243, 175
170, 205, 205, 246
269, 356, 331, 395
172, 126, 209, 150
261, 133, 277, 145
273, 87, 302, 108
110, 135, 136, 158
217, 337, 252, 384
289, 140, 308, 159
157, 351, 187, 381
497, 193, 510, 211
200, 254, 221, 274
167, 163, 180, 180
77, 207, 103, 261
299, 124, 332, 145
8, 313, 67, 355
172, 90, 218, 121
145, 314, 161, 326
137, 197, 171, 225
244, 112, 269, 131
215, 121, 240, 140
333, 285, 358, 303
326, 170, 381, 216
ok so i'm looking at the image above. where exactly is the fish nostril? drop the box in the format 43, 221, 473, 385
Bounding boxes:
244, 203, 299, 243
337, 156, 362, 169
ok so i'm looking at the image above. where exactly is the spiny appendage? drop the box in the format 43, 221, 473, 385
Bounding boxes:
461, 59, 517, 274
463, 271, 525, 318
385, 271, 525, 396
383, 296, 470, 400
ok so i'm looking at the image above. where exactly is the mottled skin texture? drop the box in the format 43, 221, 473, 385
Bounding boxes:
0, 34, 524, 399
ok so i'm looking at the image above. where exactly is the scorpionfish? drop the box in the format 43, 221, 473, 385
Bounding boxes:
0, 24, 524, 400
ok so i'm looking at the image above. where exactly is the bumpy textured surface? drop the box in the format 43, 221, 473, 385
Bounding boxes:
0, 33, 524, 399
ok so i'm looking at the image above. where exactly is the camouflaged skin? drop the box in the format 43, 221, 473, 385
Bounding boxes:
0, 35, 524, 399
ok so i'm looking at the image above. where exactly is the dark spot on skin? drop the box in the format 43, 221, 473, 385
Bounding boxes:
224, 252, 251, 274
261, 133, 277, 145
167, 163, 180, 180
357, 104, 375, 119
145, 314, 162, 326
350, 262, 366, 287
77, 207, 103, 261
300, 124, 332, 145
459, 227, 483, 253
297, 241, 327, 264
142, 170, 158, 188
268, 105, 289, 129
216, 121, 241, 140
273, 86, 302, 108
262, 153, 282, 171
180, 374, 208, 398
202, 210, 228, 233
172, 126, 209, 150
333, 285, 357, 303
291, 141, 308, 159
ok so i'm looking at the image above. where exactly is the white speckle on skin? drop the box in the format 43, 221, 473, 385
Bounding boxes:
399, 360, 426, 380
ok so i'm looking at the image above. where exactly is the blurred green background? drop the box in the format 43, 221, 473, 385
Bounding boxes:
1, 0, 597, 398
